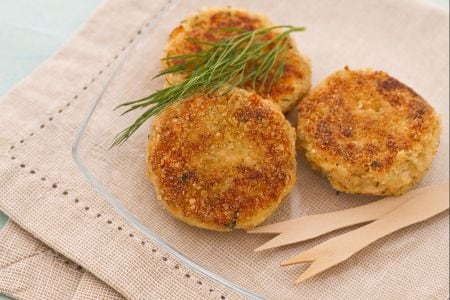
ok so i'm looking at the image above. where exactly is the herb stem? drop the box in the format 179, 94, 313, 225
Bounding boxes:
112, 25, 305, 147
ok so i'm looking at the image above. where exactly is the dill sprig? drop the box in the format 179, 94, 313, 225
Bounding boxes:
112, 25, 305, 147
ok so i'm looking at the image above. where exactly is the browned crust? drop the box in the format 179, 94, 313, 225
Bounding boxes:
147, 88, 296, 231
297, 67, 441, 195
163, 7, 311, 113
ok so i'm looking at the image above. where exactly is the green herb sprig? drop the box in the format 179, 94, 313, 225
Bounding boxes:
112, 25, 305, 147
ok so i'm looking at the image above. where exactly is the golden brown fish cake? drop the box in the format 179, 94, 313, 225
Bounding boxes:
297, 67, 441, 196
147, 88, 296, 231
163, 7, 311, 113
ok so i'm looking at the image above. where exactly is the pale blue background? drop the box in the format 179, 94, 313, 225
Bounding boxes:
0, 0, 447, 299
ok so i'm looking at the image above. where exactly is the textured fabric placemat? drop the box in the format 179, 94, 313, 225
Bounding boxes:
0, 0, 241, 299
0, 0, 449, 299
0, 221, 122, 299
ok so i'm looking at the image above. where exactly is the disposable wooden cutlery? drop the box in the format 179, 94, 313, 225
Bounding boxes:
248, 183, 443, 251
250, 181, 449, 283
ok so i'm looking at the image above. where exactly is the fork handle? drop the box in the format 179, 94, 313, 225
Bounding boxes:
249, 184, 434, 235
342, 181, 449, 251
251, 184, 443, 251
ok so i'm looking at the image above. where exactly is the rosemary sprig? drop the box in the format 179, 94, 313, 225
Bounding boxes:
112, 25, 305, 147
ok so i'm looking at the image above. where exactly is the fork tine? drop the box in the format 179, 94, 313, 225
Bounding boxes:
255, 232, 296, 252
294, 259, 333, 284
248, 218, 301, 234
281, 249, 317, 266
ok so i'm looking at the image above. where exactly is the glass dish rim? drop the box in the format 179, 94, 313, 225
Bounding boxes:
71, 0, 262, 298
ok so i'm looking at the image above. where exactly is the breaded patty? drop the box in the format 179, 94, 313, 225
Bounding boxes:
163, 7, 311, 113
297, 67, 441, 196
147, 88, 296, 231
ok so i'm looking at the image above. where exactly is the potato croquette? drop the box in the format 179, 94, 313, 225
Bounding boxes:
297, 67, 441, 196
147, 87, 297, 231
163, 7, 311, 113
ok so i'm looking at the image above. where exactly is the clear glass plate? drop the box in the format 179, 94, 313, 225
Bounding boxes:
72, 0, 448, 298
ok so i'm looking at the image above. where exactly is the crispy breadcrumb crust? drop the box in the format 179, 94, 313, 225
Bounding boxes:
163, 7, 311, 113
147, 88, 296, 231
297, 67, 441, 196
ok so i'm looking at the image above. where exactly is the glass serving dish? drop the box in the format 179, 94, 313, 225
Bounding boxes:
73, 0, 448, 298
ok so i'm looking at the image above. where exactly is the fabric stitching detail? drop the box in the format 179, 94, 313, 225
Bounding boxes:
3, 0, 229, 298
0, 249, 51, 271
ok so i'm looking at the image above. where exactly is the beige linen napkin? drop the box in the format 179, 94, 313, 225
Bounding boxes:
0, 221, 122, 299
0, 0, 448, 299
0, 0, 240, 299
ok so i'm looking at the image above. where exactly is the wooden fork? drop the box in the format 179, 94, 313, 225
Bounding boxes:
281, 181, 449, 283
248, 183, 439, 251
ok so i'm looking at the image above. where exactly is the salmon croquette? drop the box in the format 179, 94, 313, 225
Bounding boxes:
147, 87, 297, 231
163, 7, 311, 113
297, 67, 441, 196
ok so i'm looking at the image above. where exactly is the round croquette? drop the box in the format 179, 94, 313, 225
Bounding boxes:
163, 7, 311, 113
147, 87, 297, 231
297, 67, 441, 196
